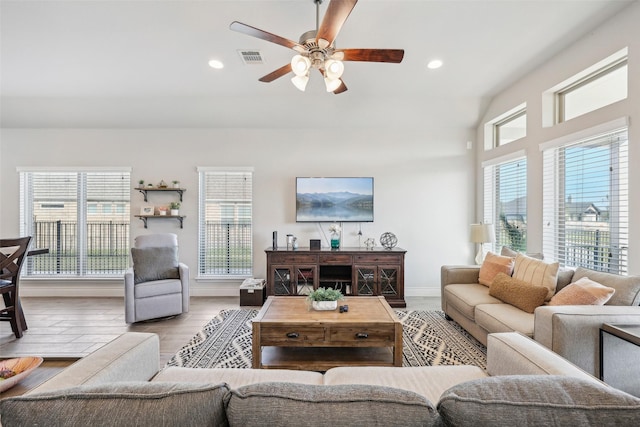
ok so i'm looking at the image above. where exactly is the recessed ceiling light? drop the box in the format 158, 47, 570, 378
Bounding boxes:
208, 59, 224, 69
427, 59, 443, 70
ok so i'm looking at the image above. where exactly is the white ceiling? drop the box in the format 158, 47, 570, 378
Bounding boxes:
0, 0, 634, 129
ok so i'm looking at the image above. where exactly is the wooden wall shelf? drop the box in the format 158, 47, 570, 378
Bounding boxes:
135, 187, 185, 202
134, 215, 185, 229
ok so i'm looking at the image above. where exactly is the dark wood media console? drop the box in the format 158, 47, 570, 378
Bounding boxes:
265, 247, 406, 308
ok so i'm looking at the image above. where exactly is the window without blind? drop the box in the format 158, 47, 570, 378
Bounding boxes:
542, 126, 628, 274
483, 154, 527, 253
198, 168, 253, 277
19, 168, 131, 277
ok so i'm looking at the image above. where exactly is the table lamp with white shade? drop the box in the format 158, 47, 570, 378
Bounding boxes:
470, 223, 495, 265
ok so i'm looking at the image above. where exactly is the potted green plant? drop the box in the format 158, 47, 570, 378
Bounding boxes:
138, 179, 144, 187
306, 287, 344, 311
172, 180, 180, 188
169, 201, 180, 216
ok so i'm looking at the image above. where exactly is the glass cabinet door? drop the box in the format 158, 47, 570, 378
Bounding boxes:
355, 266, 376, 296
272, 266, 293, 295
295, 265, 316, 295
379, 266, 400, 297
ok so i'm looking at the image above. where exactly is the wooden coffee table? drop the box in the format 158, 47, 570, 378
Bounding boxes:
252, 296, 403, 371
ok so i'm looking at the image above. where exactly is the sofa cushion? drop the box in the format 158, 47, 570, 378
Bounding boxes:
323, 366, 488, 404
549, 277, 615, 306
437, 375, 640, 427
224, 382, 438, 427
131, 246, 179, 284
475, 303, 535, 337
513, 253, 559, 300
443, 284, 502, 321
478, 252, 515, 286
154, 367, 324, 387
489, 273, 548, 313
572, 267, 640, 306
0, 382, 229, 427
556, 267, 576, 291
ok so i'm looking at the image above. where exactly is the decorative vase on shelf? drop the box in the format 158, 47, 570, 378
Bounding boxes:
330, 232, 340, 249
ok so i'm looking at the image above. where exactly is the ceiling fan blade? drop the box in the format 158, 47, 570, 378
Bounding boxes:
258, 63, 293, 83
230, 21, 306, 53
336, 48, 405, 63
316, 0, 358, 49
333, 79, 348, 95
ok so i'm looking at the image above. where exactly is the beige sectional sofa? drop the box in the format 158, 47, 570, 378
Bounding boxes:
2, 332, 639, 426
441, 263, 640, 382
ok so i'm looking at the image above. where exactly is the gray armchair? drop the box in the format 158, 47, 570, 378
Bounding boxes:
124, 233, 189, 323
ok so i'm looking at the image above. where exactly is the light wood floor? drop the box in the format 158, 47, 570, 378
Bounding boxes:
0, 296, 441, 397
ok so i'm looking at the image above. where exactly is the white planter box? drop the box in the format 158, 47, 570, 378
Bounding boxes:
312, 300, 338, 311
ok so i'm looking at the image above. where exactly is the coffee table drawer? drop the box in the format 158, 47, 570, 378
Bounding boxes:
260, 326, 326, 345
330, 325, 395, 344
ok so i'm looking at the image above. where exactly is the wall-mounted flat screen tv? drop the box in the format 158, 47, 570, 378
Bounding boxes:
296, 177, 374, 222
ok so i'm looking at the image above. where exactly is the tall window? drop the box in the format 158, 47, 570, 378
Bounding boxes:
484, 155, 527, 252
198, 167, 253, 277
542, 126, 628, 274
19, 168, 131, 277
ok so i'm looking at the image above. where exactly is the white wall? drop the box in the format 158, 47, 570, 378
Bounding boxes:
0, 127, 475, 297
476, 1, 640, 274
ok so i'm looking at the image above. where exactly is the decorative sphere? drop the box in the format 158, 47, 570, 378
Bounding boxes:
379, 232, 398, 249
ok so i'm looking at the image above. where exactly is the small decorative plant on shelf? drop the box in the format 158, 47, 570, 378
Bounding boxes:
306, 287, 344, 311
169, 202, 181, 216
138, 179, 145, 187
172, 180, 180, 188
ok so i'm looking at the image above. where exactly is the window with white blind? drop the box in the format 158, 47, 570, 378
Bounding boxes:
483, 154, 527, 253
198, 167, 253, 277
19, 168, 131, 277
542, 126, 628, 274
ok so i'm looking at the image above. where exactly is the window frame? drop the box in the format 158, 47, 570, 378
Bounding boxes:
483, 151, 528, 254
541, 121, 628, 274
494, 108, 527, 147
18, 167, 131, 278
197, 166, 254, 279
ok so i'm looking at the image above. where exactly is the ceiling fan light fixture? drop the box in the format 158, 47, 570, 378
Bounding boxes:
324, 77, 342, 92
291, 55, 311, 76
324, 59, 344, 79
292, 74, 310, 91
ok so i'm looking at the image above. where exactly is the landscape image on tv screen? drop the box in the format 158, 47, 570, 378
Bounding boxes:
296, 177, 374, 222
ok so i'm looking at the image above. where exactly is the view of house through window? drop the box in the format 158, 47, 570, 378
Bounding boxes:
198, 168, 253, 276
19, 169, 131, 277
543, 128, 628, 274
484, 156, 527, 253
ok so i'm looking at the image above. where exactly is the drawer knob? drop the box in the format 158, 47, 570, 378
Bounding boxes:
286, 332, 299, 339
355, 332, 369, 339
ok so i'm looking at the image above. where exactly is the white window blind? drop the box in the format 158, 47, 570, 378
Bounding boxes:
483, 157, 527, 253
199, 169, 253, 277
542, 128, 628, 274
19, 169, 130, 277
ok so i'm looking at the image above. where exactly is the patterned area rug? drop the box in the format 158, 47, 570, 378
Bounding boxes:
166, 309, 486, 369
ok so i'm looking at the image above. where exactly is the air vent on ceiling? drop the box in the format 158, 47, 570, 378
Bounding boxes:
238, 50, 263, 65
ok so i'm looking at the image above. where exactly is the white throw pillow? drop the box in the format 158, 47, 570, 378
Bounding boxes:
512, 253, 559, 300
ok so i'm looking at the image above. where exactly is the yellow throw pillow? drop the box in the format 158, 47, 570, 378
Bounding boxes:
548, 277, 615, 306
512, 253, 559, 301
478, 252, 515, 287
489, 272, 548, 313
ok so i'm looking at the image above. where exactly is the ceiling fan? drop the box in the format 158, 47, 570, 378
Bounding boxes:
230, 0, 404, 94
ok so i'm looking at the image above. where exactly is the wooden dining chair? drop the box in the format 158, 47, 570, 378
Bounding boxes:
0, 236, 32, 338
